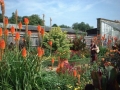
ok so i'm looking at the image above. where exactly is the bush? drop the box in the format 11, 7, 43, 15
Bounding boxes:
98, 46, 108, 56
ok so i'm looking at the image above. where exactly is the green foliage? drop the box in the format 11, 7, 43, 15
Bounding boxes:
39, 71, 76, 90
70, 35, 86, 51
98, 46, 108, 56
43, 27, 72, 59
59, 24, 70, 28
56, 47, 70, 59
0, 51, 43, 90
0, 13, 3, 22
9, 12, 23, 23
105, 66, 117, 81
0, 50, 80, 90
70, 54, 80, 60
104, 50, 120, 68
52, 24, 58, 27
28, 14, 43, 25
8, 13, 43, 25
84, 51, 91, 58
72, 22, 94, 32
9, 12, 16, 23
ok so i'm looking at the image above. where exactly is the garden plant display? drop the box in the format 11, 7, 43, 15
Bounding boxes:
0, 0, 120, 90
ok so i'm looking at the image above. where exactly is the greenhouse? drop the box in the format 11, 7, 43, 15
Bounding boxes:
97, 18, 120, 40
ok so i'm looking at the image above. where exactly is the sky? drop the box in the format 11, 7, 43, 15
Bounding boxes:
4, 0, 120, 28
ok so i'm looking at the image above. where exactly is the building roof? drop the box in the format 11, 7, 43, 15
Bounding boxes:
102, 21, 120, 31
97, 18, 120, 31
0, 23, 83, 34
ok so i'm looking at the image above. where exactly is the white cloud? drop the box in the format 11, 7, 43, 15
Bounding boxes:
83, 4, 93, 11
82, 0, 104, 11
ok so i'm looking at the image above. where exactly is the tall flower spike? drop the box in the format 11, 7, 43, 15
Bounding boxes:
0, 28, 2, 37
4, 17, 8, 26
4, 29, 8, 36
0, 0, 4, 5
10, 26, 15, 35
24, 18, 29, 25
48, 40, 52, 47
37, 47, 43, 57
18, 21, 22, 30
28, 30, 31, 36
40, 28, 45, 36
22, 47, 27, 58
37, 25, 41, 32
51, 58, 54, 64
0, 39, 5, 49
15, 32, 20, 41
73, 70, 77, 77
15, 9, 18, 20
1, 1, 5, 15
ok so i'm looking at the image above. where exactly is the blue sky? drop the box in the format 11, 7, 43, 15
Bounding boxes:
4, 0, 120, 28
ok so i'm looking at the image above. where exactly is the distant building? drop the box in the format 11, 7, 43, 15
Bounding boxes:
0, 23, 83, 47
86, 18, 120, 38
97, 18, 120, 39
85, 18, 120, 46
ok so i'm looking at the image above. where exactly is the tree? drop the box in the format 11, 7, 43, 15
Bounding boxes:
9, 12, 23, 24
72, 22, 94, 32
9, 12, 16, 24
9, 13, 43, 25
52, 24, 58, 27
0, 13, 3, 22
72, 22, 79, 30
59, 24, 70, 28
28, 14, 43, 25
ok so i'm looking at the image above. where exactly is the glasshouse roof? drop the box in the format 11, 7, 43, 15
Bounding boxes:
103, 21, 120, 31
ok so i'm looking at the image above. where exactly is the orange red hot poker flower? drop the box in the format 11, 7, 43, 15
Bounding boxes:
24, 18, 29, 25
51, 58, 54, 64
4, 17, 8, 26
0, 28, 2, 37
10, 26, 15, 35
37, 47, 44, 57
40, 28, 45, 36
18, 21, 22, 30
48, 40, 52, 47
4, 29, 8, 36
37, 25, 41, 32
0, 39, 5, 49
28, 30, 31, 36
73, 70, 77, 77
0, 0, 4, 4
22, 47, 27, 58
15, 32, 20, 41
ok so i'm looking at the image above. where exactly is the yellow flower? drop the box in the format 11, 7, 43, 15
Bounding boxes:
74, 87, 80, 90
66, 84, 73, 89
